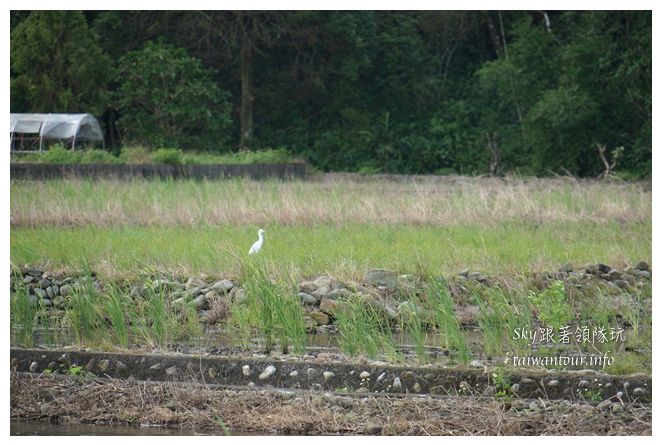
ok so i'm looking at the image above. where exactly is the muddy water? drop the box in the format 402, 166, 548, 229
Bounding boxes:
10, 419, 258, 436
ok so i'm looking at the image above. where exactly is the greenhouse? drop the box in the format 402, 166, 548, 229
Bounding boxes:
10, 113, 104, 152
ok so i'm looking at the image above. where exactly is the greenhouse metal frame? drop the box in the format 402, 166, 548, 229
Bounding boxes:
10, 113, 104, 152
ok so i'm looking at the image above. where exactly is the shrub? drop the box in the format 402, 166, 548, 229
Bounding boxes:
150, 148, 183, 165
528, 280, 574, 329
41, 144, 83, 163
80, 149, 122, 164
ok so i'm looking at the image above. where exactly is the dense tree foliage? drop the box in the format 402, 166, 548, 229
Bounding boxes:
10, 10, 651, 177
117, 41, 232, 149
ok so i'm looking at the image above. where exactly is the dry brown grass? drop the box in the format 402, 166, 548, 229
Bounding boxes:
11, 373, 652, 435
10, 174, 651, 228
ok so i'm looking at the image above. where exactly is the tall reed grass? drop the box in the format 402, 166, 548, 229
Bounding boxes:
335, 294, 398, 360
228, 260, 307, 354
10, 282, 37, 347
11, 176, 650, 228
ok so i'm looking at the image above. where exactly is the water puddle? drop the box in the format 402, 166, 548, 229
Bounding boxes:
10, 419, 259, 436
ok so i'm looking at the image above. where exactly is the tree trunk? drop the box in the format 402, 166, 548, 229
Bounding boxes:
239, 35, 254, 150
487, 131, 500, 176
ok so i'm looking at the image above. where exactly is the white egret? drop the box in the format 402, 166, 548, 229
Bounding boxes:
248, 229, 266, 255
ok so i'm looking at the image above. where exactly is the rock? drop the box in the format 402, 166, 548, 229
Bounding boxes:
634, 261, 650, 272
634, 270, 651, 280
312, 286, 331, 299
326, 288, 352, 300
41, 298, 53, 307
313, 276, 334, 289
27, 268, 44, 279
98, 359, 110, 372
230, 287, 245, 304
53, 296, 65, 308
25, 294, 39, 305
365, 423, 382, 435
585, 264, 600, 275
597, 263, 612, 273
469, 360, 483, 368
510, 384, 520, 394
298, 281, 317, 294
633, 387, 646, 396
166, 400, 177, 411
83, 359, 95, 371
413, 382, 422, 393
578, 380, 589, 388
46, 286, 55, 299
547, 379, 559, 388
192, 295, 207, 309
364, 269, 398, 288
29, 361, 39, 372
185, 277, 206, 290
392, 377, 402, 390
242, 365, 251, 376
613, 280, 630, 289
319, 297, 340, 316
23, 275, 34, 284
611, 404, 624, 414
34, 288, 47, 299
376, 372, 386, 384
289, 370, 298, 378
559, 263, 574, 273
188, 286, 204, 298
204, 290, 218, 300
298, 292, 318, 305
309, 311, 330, 326
597, 400, 613, 411
37, 278, 51, 289
455, 305, 480, 326
211, 280, 234, 293
360, 371, 371, 379
606, 270, 622, 281
165, 366, 178, 376
59, 284, 73, 297
459, 268, 470, 277
528, 401, 539, 411
259, 365, 276, 380
323, 371, 335, 380
429, 386, 444, 395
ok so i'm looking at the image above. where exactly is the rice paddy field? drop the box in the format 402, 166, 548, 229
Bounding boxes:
9, 173, 653, 435
10, 174, 652, 280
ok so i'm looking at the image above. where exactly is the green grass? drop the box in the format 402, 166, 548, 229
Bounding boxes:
474, 285, 533, 357
228, 260, 307, 354
12, 146, 294, 165
422, 278, 471, 364
335, 294, 398, 360
10, 220, 651, 281
10, 282, 38, 347
104, 285, 131, 348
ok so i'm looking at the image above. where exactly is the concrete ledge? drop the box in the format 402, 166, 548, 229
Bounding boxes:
10, 163, 308, 180
10, 347, 651, 402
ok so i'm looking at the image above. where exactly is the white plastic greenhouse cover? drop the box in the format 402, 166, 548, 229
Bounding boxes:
10, 113, 104, 148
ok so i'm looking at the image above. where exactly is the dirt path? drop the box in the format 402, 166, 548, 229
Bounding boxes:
11, 373, 651, 435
